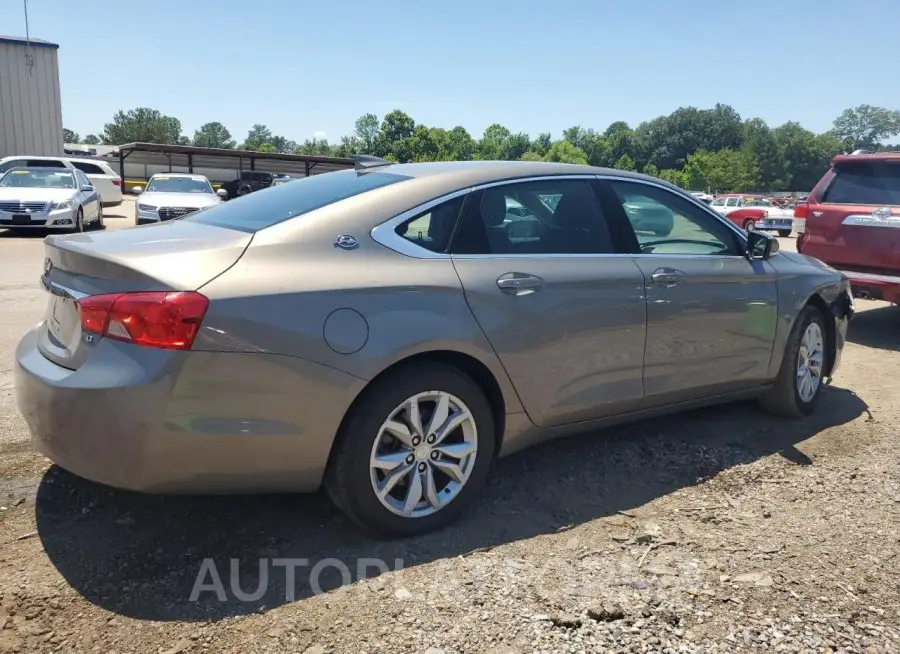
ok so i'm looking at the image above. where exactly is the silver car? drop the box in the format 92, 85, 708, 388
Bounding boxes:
0, 167, 103, 232
132, 173, 227, 225
15, 160, 854, 537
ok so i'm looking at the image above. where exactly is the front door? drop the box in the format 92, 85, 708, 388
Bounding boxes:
450, 177, 647, 428
603, 179, 779, 406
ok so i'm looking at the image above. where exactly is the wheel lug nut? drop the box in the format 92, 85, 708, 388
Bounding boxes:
412, 436, 420, 446
426, 434, 436, 444
418, 463, 426, 472
406, 455, 414, 464
430, 451, 439, 460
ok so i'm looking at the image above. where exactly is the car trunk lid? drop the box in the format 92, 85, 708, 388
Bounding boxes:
37, 220, 252, 370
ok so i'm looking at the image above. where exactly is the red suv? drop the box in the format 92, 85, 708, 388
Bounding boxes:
795, 151, 900, 304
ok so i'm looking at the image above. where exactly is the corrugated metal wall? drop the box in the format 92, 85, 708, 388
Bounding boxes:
0, 38, 64, 158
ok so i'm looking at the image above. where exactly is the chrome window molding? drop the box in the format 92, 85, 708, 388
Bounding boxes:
370, 172, 749, 259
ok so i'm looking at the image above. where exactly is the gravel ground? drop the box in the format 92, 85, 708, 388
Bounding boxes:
0, 224, 897, 654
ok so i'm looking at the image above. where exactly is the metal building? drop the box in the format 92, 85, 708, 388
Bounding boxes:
0, 35, 64, 159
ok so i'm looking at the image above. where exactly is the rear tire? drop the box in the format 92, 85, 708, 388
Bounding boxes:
759, 305, 827, 417
778, 229, 791, 237
325, 363, 496, 538
743, 219, 755, 232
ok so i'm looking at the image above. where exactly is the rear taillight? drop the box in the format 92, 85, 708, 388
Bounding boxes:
111, 179, 121, 186
793, 203, 808, 219
78, 291, 209, 350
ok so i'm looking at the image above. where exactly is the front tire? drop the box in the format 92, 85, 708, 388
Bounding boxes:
759, 305, 827, 417
326, 363, 496, 538
72, 208, 84, 233
743, 219, 755, 232
94, 204, 105, 230
778, 229, 791, 237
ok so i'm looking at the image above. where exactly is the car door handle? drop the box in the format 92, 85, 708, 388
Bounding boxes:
496, 273, 545, 294
650, 268, 685, 287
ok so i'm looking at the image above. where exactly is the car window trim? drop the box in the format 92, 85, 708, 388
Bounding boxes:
371, 174, 750, 259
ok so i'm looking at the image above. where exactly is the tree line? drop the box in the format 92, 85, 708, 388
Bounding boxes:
64, 104, 900, 193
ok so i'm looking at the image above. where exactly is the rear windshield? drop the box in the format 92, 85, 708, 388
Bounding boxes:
823, 164, 900, 205
183, 171, 411, 232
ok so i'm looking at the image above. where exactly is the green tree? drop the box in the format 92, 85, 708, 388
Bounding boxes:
544, 140, 589, 165
658, 169, 687, 188
684, 148, 759, 193
446, 126, 477, 160
101, 107, 183, 145
83, 134, 100, 145
375, 110, 416, 161
520, 151, 543, 161
774, 122, 841, 191
192, 122, 235, 148
830, 104, 900, 151
531, 132, 553, 157
614, 154, 636, 171
477, 123, 512, 160
354, 113, 379, 154
241, 124, 274, 150
642, 163, 660, 177
743, 118, 785, 191
63, 128, 79, 143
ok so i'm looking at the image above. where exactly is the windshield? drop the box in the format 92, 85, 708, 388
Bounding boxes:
0, 169, 76, 189
184, 170, 411, 233
146, 176, 214, 194
823, 164, 900, 205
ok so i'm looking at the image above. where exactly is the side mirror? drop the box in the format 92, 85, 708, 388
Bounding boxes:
746, 230, 777, 261
131, 186, 143, 195
81, 185, 94, 192
216, 188, 228, 198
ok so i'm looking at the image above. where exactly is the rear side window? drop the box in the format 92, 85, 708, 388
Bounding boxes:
184, 170, 411, 233
395, 196, 466, 253
71, 161, 105, 175
822, 164, 900, 205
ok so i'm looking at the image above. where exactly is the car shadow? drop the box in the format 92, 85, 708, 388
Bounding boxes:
35, 386, 868, 622
847, 303, 900, 352
0, 228, 49, 238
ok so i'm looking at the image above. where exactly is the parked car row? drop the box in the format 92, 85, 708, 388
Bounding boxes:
14, 157, 855, 537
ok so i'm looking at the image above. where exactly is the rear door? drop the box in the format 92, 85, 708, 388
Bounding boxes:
602, 178, 778, 406
449, 177, 647, 428
73, 170, 100, 220
802, 160, 900, 273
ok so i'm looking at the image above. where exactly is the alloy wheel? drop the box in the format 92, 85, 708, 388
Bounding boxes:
369, 390, 478, 518
796, 321, 824, 402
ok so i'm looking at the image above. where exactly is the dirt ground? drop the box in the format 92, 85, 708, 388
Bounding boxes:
0, 224, 898, 653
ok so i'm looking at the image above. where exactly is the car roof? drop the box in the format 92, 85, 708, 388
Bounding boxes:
4, 166, 74, 173
365, 160, 656, 190
832, 152, 900, 165
148, 173, 209, 180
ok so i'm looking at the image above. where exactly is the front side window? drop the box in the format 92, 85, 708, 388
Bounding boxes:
395, 195, 466, 253
146, 176, 214, 194
184, 170, 412, 233
452, 179, 614, 255
0, 159, 25, 174
607, 180, 739, 256
725, 197, 738, 207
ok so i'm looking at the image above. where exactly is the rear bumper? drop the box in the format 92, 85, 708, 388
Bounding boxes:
841, 270, 900, 304
15, 327, 365, 493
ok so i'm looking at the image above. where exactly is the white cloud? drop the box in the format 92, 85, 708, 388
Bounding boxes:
313, 130, 327, 139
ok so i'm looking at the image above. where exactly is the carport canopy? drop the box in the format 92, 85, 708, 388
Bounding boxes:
111, 142, 355, 180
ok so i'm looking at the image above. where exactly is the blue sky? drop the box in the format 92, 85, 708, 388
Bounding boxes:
4, 0, 900, 144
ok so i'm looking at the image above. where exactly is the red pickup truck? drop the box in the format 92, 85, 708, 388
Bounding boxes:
794, 151, 900, 304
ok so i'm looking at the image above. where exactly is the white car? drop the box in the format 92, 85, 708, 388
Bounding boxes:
132, 173, 227, 226
709, 194, 794, 236
0, 155, 123, 206
0, 166, 103, 231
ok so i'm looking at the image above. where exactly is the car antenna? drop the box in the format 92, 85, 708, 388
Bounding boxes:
353, 155, 391, 173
